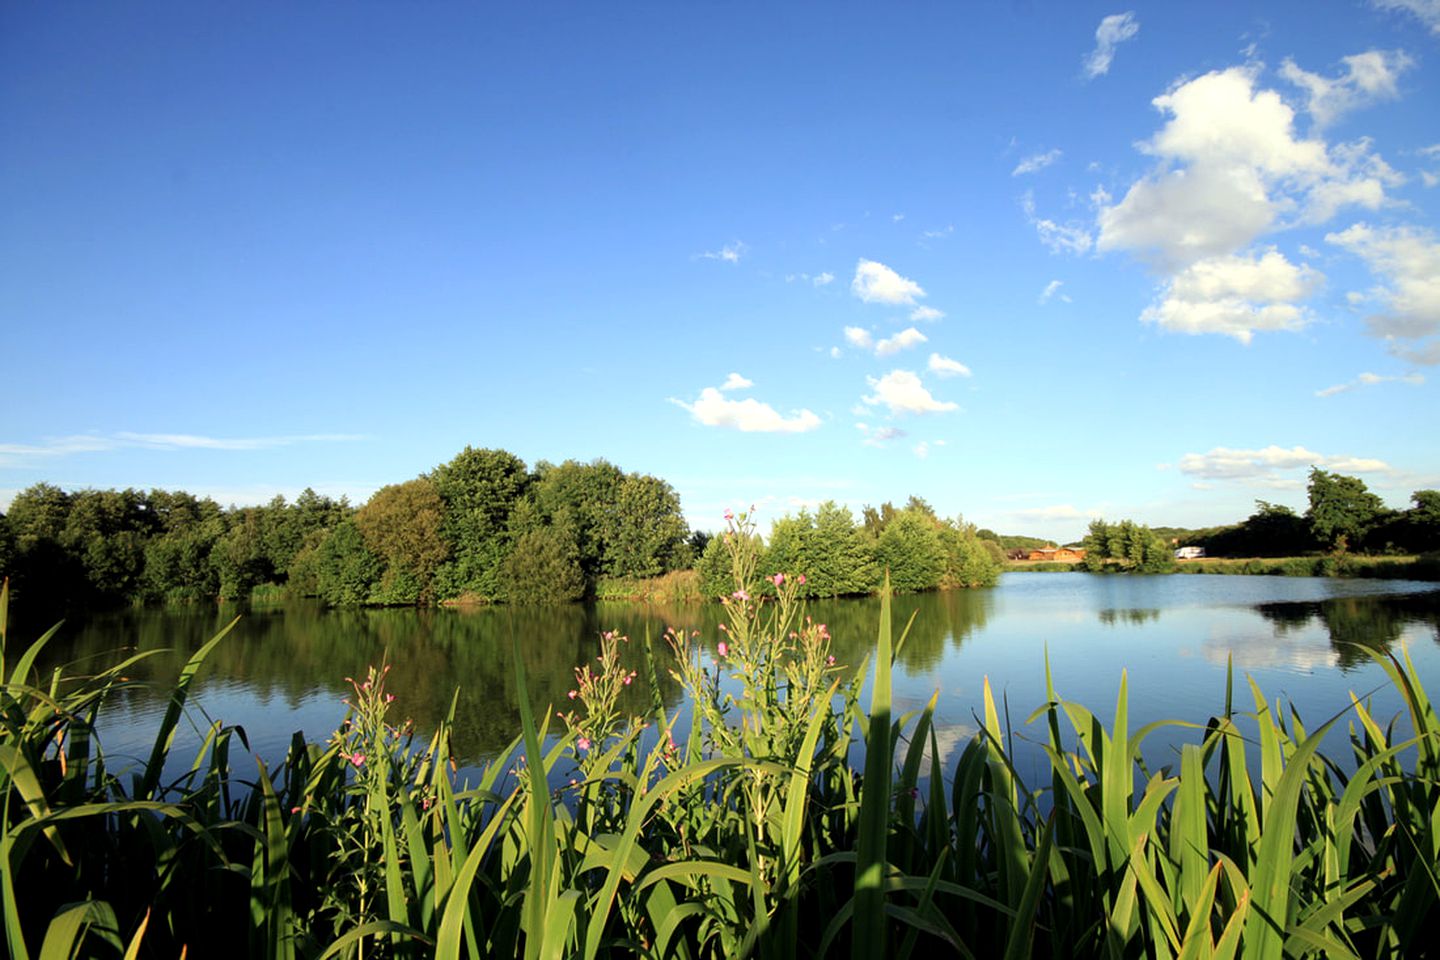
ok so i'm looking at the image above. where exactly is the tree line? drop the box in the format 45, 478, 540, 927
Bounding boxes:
0, 447, 694, 609
696, 497, 1003, 599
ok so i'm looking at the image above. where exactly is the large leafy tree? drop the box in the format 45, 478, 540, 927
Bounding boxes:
430, 447, 532, 600
355, 477, 449, 603
1307, 467, 1385, 551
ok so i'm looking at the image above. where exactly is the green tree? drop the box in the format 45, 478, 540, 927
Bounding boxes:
1307, 467, 1385, 551
313, 519, 383, 605
874, 509, 946, 593
938, 518, 1002, 587
607, 474, 689, 578
502, 525, 586, 603
354, 477, 449, 604
431, 447, 532, 600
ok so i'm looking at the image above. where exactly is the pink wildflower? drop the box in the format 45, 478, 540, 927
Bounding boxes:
577, 737, 592, 751
291, 806, 302, 814
717, 641, 729, 658
717, 622, 727, 632
772, 573, 785, 587
797, 574, 806, 585
732, 589, 749, 602
384, 693, 395, 704
348, 752, 366, 768
623, 673, 634, 685
568, 689, 579, 699
723, 509, 734, 521
826, 655, 836, 665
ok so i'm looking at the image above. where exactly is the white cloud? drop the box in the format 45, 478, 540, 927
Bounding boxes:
1013, 149, 1063, 176
844, 326, 874, 349
852, 259, 926, 304
1024, 190, 1094, 255
1096, 66, 1398, 269
913, 441, 931, 459
697, 241, 746, 263
921, 225, 955, 240
875, 327, 929, 356
927, 353, 972, 377
1140, 248, 1322, 343
857, 423, 908, 447
672, 388, 822, 434
1039, 279, 1072, 304
1083, 12, 1140, 79
1279, 50, 1413, 129
720, 372, 753, 391
0, 431, 363, 467
1316, 371, 1424, 396
1326, 222, 1440, 363
1371, 0, 1440, 35
862, 370, 959, 415
892, 213, 906, 222
829, 345, 843, 359
813, 271, 835, 286
909, 305, 945, 322
1176, 444, 1391, 479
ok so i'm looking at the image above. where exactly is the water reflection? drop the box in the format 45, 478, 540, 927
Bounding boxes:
27, 576, 1438, 769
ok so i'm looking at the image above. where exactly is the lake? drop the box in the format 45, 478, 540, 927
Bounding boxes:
22, 572, 1440, 785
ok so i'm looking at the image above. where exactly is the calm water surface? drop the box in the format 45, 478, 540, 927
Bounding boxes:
26, 573, 1440, 782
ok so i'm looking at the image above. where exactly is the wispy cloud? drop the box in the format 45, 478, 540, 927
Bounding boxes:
1038, 279, 1071, 304
697, 240, 747, 263
856, 423, 908, 448
875, 327, 928, 356
813, 271, 835, 287
1012, 149, 1063, 176
1326, 222, 1440, 364
0, 432, 364, 467
1175, 444, 1391, 480
1371, 0, 1440, 36
1279, 49, 1413, 129
1315, 371, 1424, 396
720, 372, 753, 391
1083, 12, 1140, 79
671, 386, 821, 433
1022, 191, 1094, 256
920, 225, 955, 240
909, 305, 945, 322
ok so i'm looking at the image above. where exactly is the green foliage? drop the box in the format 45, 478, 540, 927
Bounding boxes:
502, 525, 587, 603
354, 477, 449, 604
314, 519, 383, 605
1307, 467, 1386, 551
939, 519, 1003, 587
430, 446, 532, 600
874, 509, 946, 592
1083, 517, 1175, 572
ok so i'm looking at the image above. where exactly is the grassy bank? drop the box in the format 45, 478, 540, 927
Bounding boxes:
4, 520, 1438, 959
1006, 552, 1440, 580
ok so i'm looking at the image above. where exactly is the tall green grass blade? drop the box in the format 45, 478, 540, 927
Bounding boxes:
852, 572, 895, 960
138, 619, 238, 799
1001, 814, 1054, 960
38, 900, 120, 960
512, 634, 557, 960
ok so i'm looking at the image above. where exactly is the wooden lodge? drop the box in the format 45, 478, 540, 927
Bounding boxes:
1026, 547, 1087, 561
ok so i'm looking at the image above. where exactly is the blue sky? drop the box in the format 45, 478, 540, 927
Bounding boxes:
2, 1, 1438, 542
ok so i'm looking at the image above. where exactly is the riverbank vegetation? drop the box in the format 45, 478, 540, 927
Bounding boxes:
0, 457, 999, 610
4, 518, 1438, 958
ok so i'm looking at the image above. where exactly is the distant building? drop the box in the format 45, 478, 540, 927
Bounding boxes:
1027, 547, 1087, 561
1174, 546, 1205, 560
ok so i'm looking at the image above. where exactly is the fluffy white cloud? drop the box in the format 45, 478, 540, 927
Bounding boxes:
1279, 50, 1413, 129
673, 388, 822, 433
856, 423, 907, 447
1083, 12, 1140, 79
1372, 0, 1440, 35
720, 372, 753, 391
1176, 444, 1390, 479
813, 271, 835, 286
844, 326, 874, 349
1140, 248, 1322, 343
698, 241, 746, 263
1013, 149, 1063, 176
875, 327, 928, 356
927, 353, 972, 377
851, 259, 926, 304
1326, 222, 1440, 362
1097, 66, 1397, 268
862, 370, 959, 415
909, 305, 945, 322
1315, 371, 1425, 396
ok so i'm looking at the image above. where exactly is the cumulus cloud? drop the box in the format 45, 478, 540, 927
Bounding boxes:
1083, 12, 1140, 79
1316, 371, 1425, 396
852, 259, 926, 304
813, 271, 835, 286
1372, 0, 1440, 35
862, 370, 959, 415
720, 372, 753, 391
1039, 280, 1071, 304
697, 241, 746, 263
844, 326, 874, 349
1176, 444, 1390, 480
1097, 66, 1398, 269
1326, 222, 1440, 363
1013, 149, 1063, 176
927, 353, 972, 377
672, 388, 822, 434
875, 327, 929, 356
1280, 50, 1414, 129
909, 305, 945, 322
1140, 248, 1323, 342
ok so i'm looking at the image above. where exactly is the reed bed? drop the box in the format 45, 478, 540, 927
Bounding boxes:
2, 513, 1437, 958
